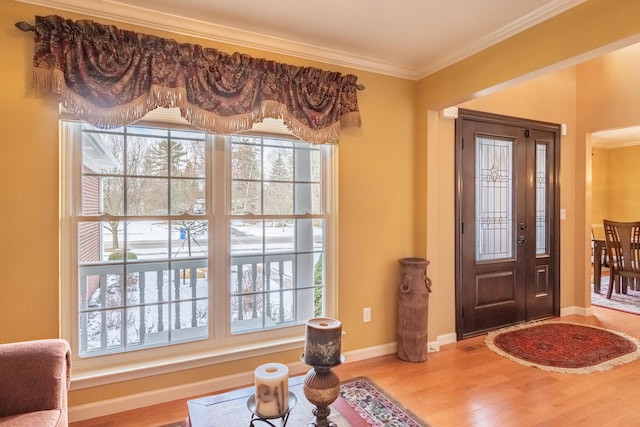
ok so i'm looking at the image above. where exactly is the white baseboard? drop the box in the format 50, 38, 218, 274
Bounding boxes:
73, 317, 595, 422
68, 368, 248, 422
561, 305, 594, 317
69, 336, 457, 422
431, 332, 457, 351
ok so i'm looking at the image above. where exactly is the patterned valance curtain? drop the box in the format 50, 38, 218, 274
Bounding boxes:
30, 15, 362, 144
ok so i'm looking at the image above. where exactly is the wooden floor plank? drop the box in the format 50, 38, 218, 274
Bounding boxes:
70, 307, 640, 427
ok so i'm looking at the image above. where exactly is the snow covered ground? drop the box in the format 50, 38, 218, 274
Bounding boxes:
82, 221, 322, 355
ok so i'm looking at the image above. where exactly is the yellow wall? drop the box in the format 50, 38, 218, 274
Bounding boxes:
593, 145, 640, 222
1, 1, 416, 407
577, 43, 640, 134
417, 0, 640, 329
2, 2, 62, 342
3, 0, 640, 414
591, 147, 609, 226
580, 41, 640, 227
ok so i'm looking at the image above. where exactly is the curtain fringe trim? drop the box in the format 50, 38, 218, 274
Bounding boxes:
182, 105, 255, 136
340, 111, 362, 130
33, 67, 355, 144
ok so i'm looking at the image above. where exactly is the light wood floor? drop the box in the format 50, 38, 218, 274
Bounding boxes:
70, 306, 640, 427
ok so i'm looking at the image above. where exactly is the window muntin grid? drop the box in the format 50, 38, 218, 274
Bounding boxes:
71, 123, 330, 357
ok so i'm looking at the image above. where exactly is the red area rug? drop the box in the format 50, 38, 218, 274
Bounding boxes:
485, 321, 640, 374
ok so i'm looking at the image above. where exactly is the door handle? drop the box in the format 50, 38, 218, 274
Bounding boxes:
518, 223, 527, 244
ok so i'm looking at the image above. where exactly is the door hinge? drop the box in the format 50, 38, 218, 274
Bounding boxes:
525, 129, 530, 137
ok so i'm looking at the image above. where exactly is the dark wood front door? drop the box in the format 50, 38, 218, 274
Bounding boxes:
455, 109, 560, 339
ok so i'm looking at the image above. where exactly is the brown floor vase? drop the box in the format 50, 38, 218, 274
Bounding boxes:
397, 258, 432, 362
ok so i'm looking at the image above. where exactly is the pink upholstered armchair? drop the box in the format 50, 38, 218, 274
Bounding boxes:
0, 339, 72, 426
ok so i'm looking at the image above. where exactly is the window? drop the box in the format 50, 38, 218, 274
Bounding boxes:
229, 135, 327, 334
60, 117, 335, 375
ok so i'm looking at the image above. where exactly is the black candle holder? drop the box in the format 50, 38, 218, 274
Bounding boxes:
247, 392, 297, 427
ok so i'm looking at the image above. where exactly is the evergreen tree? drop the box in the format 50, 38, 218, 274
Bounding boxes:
264, 149, 293, 224
231, 139, 261, 214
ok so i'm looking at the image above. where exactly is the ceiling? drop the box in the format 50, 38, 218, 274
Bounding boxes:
19, 0, 584, 80
592, 126, 640, 149
17, 0, 639, 145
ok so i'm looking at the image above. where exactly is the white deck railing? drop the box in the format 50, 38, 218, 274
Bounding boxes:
77, 254, 303, 356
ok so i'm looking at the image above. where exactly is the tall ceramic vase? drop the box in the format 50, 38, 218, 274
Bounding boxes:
397, 258, 432, 362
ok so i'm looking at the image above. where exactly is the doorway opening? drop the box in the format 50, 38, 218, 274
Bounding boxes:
591, 125, 640, 314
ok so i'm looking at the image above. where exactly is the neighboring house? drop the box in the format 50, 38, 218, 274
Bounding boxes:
79, 132, 120, 296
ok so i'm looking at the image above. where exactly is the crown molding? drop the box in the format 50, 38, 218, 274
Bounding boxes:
415, 0, 587, 79
15, 0, 584, 81
15, 0, 419, 79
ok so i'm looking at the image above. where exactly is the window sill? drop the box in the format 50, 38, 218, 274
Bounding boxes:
70, 335, 305, 390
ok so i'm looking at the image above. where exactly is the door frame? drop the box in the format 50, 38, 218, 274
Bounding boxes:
454, 108, 561, 339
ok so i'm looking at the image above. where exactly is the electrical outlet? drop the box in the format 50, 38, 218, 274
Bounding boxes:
363, 307, 371, 322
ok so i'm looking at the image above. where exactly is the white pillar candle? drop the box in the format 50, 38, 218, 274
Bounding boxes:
304, 317, 342, 367
254, 363, 289, 417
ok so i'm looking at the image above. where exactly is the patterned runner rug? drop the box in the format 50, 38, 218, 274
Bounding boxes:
486, 321, 640, 374
338, 377, 427, 426
182, 375, 428, 427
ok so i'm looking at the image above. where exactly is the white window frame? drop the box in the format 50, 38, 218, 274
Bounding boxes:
59, 117, 338, 389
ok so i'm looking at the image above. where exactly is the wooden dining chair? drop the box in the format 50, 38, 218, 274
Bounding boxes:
602, 219, 640, 299
591, 224, 608, 266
